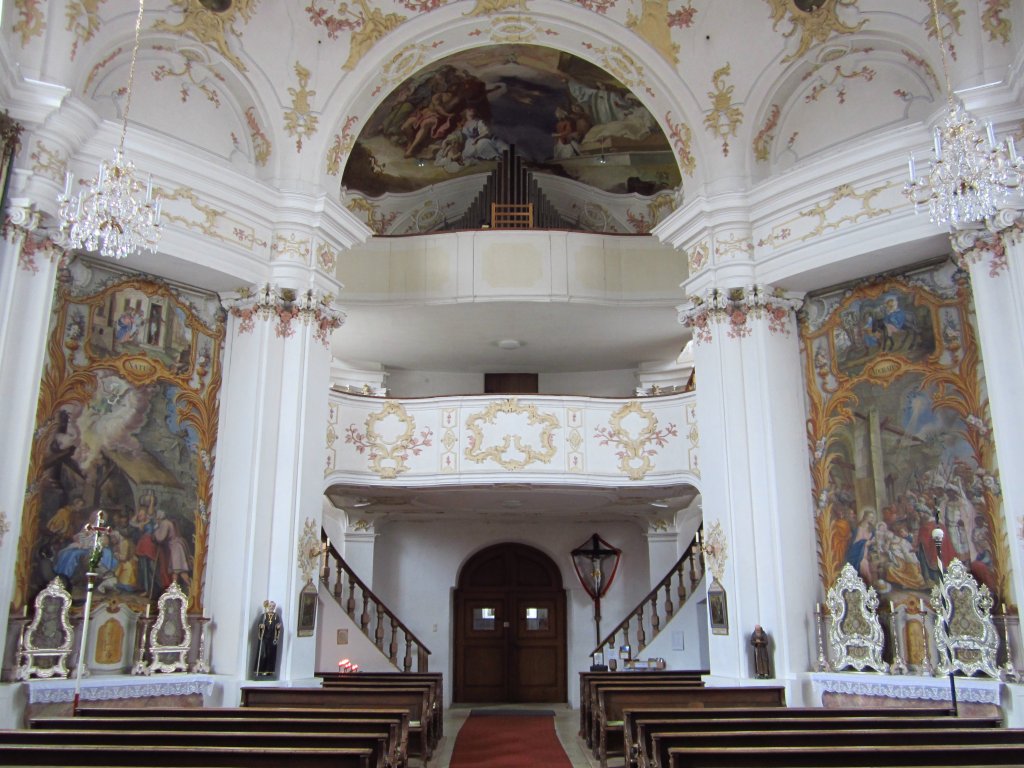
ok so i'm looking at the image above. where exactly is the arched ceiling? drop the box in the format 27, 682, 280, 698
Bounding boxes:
342, 44, 679, 233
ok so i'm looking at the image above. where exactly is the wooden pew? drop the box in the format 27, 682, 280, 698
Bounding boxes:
585, 679, 706, 749
668, 743, 1024, 767
70, 706, 410, 768
32, 717, 400, 768
0, 742, 374, 767
317, 676, 442, 744
241, 685, 433, 763
579, 670, 706, 743
595, 685, 786, 768
652, 727, 1024, 768
0, 728, 390, 768
625, 707, 996, 768
318, 672, 444, 737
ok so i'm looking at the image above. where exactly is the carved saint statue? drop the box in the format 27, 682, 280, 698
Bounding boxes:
253, 599, 282, 679
751, 624, 772, 679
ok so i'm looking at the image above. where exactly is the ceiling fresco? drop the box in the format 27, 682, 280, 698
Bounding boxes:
341, 44, 680, 204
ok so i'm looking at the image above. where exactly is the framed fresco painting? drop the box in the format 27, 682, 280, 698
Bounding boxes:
297, 582, 318, 637
708, 579, 729, 635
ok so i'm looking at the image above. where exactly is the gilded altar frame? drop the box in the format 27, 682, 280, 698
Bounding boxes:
931, 558, 1001, 679
826, 563, 888, 673
17, 578, 75, 680
147, 582, 193, 674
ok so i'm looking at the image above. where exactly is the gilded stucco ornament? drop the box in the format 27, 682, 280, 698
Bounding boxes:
982, 0, 1012, 44
13, 0, 46, 46
244, 106, 272, 166
753, 104, 781, 162
30, 140, 68, 183
153, 48, 225, 108
470, 14, 558, 44
701, 520, 727, 582
464, 398, 560, 471
704, 64, 742, 157
463, 0, 528, 15
326, 117, 360, 176
765, 0, 865, 65
285, 63, 319, 153
346, 196, 398, 235
345, 401, 433, 479
297, 518, 326, 583
66, 0, 106, 60
594, 401, 677, 480
306, 0, 407, 71
626, 0, 680, 65
155, 0, 257, 73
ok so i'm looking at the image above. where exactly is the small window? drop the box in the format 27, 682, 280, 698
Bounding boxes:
524, 606, 549, 631
472, 607, 497, 631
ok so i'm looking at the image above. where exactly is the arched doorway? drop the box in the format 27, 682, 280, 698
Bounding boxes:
453, 543, 567, 703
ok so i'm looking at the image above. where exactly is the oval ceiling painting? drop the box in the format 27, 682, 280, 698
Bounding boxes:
342, 45, 679, 232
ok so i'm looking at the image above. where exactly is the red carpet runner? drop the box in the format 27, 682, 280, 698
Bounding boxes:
448, 712, 574, 768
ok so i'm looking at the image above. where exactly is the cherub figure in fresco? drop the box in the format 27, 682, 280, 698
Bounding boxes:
460, 107, 508, 163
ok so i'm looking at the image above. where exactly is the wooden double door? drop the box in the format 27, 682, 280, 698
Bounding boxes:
453, 543, 567, 703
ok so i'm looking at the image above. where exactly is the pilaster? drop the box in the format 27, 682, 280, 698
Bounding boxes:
0, 202, 61, 644
679, 283, 817, 682
206, 265, 343, 688
952, 207, 1024, 607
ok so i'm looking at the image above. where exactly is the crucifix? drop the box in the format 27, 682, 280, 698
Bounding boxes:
73, 509, 112, 713
571, 533, 622, 652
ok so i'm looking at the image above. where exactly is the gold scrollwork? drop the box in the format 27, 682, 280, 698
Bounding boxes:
155, 0, 257, 73
764, 0, 865, 64
345, 401, 433, 479
463, 398, 560, 471
594, 401, 678, 480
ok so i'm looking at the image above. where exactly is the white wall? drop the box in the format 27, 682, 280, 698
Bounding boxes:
385, 368, 639, 397
539, 369, 638, 397
368, 517, 656, 707
642, 576, 710, 671
386, 370, 484, 397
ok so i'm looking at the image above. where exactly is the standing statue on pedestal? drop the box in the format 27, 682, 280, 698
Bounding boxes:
751, 624, 772, 679
253, 600, 282, 679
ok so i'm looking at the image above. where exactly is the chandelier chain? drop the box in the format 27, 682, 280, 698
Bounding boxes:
119, 0, 146, 154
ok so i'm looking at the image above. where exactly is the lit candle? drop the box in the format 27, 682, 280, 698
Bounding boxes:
919, 598, 925, 613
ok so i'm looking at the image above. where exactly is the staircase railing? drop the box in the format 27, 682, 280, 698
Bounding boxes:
590, 527, 704, 658
321, 534, 431, 672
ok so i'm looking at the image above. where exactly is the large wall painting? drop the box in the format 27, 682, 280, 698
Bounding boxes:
801, 260, 1007, 613
342, 44, 679, 199
14, 258, 225, 614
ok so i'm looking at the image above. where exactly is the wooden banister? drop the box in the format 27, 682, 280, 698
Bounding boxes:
590, 527, 704, 658
320, 534, 431, 672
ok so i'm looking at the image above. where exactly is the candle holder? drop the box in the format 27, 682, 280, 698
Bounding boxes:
889, 603, 908, 675
919, 607, 934, 677
1000, 605, 1019, 683
132, 616, 154, 676
814, 604, 830, 672
191, 616, 211, 674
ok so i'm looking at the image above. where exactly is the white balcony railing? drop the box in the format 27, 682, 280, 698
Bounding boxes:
325, 391, 699, 487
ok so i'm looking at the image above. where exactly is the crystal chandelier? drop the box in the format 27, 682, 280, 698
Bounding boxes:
903, 0, 1022, 230
57, 0, 162, 259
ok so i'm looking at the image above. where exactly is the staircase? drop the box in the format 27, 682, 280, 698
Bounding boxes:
591, 527, 705, 659
321, 534, 432, 672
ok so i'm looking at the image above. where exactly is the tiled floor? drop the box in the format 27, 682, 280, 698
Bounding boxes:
432, 704, 599, 768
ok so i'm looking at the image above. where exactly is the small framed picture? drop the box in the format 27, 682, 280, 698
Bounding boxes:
296, 583, 318, 637
708, 579, 729, 636
592, 651, 604, 666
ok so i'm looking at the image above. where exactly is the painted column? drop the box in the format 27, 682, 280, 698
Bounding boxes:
953, 209, 1024, 608
206, 265, 343, 698
0, 203, 61, 654
680, 285, 818, 687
